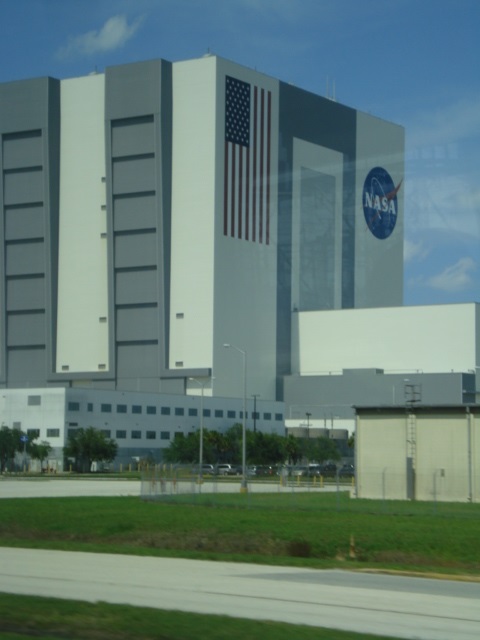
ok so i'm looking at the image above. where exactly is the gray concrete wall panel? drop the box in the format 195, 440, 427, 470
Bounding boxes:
7, 312, 45, 346
116, 343, 159, 378
5, 205, 44, 240
278, 83, 357, 305
276, 82, 357, 390
6, 277, 45, 311
105, 60, 163, 120
355, 114, 403, 308
158, 377, 185, 394
3, 168, 43, 205
299, 168, 335, 310
2, 131, 43, 169
105, 59, 173, 388
115, 377, 161, 393
116, 307, 158, 342
158, 64, 173, 377
111, 116, 155, 157
0, 78, 52, 133
7, 347, 46, 384
112, 156, 155, 195
6, 241, 45, 276
0, 76, 60, 387
284, 370, 475, 422
115, 270, 158, 305
114, 232, 157, 269
44, 79, 61, 383
114, 194, 156, 232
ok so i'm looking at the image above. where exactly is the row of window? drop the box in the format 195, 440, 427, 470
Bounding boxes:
66, 428, 171, 441
27, 428, 60, 438
114, 429, 171, 440
26, 396, 284, 422
67, 401, 282, 422
28, 427, 172, 441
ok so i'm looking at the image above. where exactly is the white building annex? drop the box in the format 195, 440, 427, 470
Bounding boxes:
0, 53, 478, 470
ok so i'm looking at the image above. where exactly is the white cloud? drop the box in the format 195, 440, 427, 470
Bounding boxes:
457, 187, 480, 210
408, 97, 480, 149
404, 239, 429, 263
427, 257, 476, 293
58, 15, 144, 58
405, 171, 480, 240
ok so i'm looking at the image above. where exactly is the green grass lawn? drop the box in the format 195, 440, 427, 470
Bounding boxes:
1, 491, 479, 639
1, 491, 479, 575
0, 593, 400, 640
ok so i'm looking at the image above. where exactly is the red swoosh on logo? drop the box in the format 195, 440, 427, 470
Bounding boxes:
386, 180, 403, 201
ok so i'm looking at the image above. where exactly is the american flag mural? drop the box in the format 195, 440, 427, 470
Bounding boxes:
224, 75, 272, 244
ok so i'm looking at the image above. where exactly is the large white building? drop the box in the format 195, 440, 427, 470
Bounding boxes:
0, 54, 477, 466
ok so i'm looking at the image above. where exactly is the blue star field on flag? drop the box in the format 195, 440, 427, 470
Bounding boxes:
225, 76, 250, 147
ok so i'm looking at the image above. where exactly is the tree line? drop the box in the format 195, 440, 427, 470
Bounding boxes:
0, 426, 52, 472
1, 423, 344, 473
62, 424, 342, 469
163, 423, 342, 466
0, 425, 118, 473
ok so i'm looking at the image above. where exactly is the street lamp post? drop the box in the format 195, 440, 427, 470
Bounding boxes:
189, 377, 206, 487
252, 394, 260, 433
223, 343, 248, 492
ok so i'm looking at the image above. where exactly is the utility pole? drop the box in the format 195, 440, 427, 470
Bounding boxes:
306, 412, 311, 438
252, 394, 260, 433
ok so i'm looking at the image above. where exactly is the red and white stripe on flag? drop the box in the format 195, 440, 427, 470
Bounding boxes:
224, 76, 272, 244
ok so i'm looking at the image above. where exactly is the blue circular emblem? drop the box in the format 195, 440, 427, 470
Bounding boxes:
362, 167, 401, 239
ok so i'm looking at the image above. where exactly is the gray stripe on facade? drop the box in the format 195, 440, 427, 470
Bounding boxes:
0, 77, 60, 387
276, 82, 356, 397
105, 60, 168, 391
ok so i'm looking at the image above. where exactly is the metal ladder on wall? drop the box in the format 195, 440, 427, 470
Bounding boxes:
407, 412, 416, 462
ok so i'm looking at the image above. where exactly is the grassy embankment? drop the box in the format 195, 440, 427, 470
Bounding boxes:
1, 491, 479, 574
1, 491, 479, 640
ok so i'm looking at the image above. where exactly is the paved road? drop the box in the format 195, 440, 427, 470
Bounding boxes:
0, 478, 141, 498
1, 548, 479, 639
0, 477, 343, 499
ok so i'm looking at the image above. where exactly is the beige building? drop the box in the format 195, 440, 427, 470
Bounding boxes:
355, 405, 480, 502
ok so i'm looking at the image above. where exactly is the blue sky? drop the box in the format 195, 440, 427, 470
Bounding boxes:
1, 0, 478, 306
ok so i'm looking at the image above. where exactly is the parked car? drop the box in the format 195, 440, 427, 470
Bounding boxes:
216, 463, 241, 476
307, 464, 322, 477
204, 464, 216, 475
247, 465, 276, 477
291, 466, 309, 477
90, 461, 111, 473
338, 464, 355, 478
320, 463, 338, 477
191, 463, 215, 475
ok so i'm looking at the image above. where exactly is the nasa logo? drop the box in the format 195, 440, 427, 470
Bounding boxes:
362, 167, 402, 239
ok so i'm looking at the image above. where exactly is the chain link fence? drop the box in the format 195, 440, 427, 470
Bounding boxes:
140, 465, 480, 517
141, 464, 354, 503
